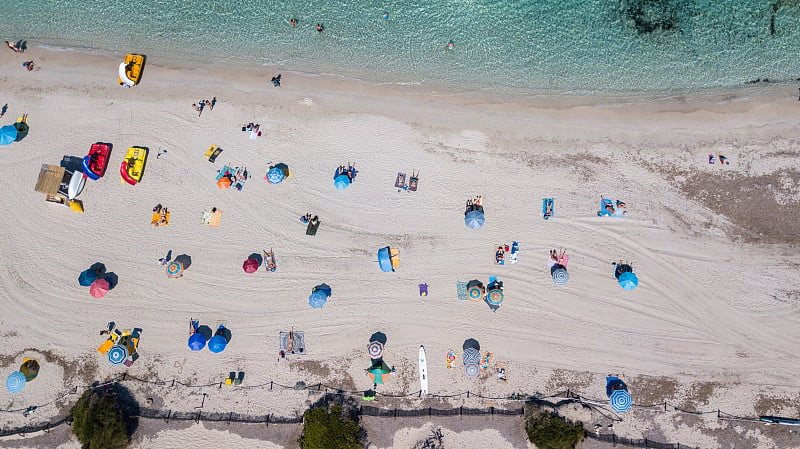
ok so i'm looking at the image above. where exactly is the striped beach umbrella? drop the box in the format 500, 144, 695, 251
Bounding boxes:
166, 261, 184, 278
463, 347, 481, 364
486, 289, 504, 305
367, 341, 384, 359
610, 389, 632, 412
107, 345, 128, 366
552, 268, 569, 286
464, 362, 479, 378
5, 371, 26, 393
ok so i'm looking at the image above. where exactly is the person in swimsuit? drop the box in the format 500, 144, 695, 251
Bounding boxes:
316, 24, 324, 33
290, 18, 297, 27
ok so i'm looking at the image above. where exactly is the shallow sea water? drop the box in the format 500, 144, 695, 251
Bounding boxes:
4, 0, 800, 94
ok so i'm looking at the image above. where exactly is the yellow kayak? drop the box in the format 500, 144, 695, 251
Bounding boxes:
120, 146, 148, 185
118, 54, 145, 87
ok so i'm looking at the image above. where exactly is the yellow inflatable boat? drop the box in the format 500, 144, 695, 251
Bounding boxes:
120, 146, 148, 185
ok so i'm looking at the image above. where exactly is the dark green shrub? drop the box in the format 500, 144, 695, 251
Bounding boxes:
525, 408, 586, 449
70, 386, 131, 449
299, 403, 361, 449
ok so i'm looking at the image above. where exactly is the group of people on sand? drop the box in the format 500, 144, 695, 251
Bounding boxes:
192, 97, 216, 116
5, 40, 36, 71
336, 164, 357, 180
465, 195, 483, 213
549, 249, 569, 268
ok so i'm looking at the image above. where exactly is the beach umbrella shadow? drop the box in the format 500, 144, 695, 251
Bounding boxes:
463, 338, 480, 351
248, 252, 263, 265
215, 325, 232, 343
369, 331, 387, 345
174, 254, 192, 270
103, 272, 119, 290
196, 325, 212, 340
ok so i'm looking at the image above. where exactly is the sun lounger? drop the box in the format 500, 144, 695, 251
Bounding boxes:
395, 172, 406, 189
306, 218, 320, 236
409, 171, 418, 191
204, 145, 222, 163
226, 371, 235, 386
279, 331, 306, 355
542, 198, 554, 219
234, 371, 245, 385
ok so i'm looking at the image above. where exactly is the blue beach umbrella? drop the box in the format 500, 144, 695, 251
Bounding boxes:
0, 125, 17, 146
267, 166, 286, 184
5, 371, 26, 393
188, 333, 206, 351
208, 335, 227, 353
78, 269, 99, 287
308, 290, 328, 309
334, 174, 351, 190
107, 345, 128, 366
618, 272, 639, 290
610, 389, 633, 412
464, 210, 485, 230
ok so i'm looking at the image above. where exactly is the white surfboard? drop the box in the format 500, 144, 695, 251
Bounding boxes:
419, 345, 428, 395
67, 170, 86, 200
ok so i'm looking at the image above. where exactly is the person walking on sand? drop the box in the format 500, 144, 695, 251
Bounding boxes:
198, 101, 205, 116
271, 74, 282, 87
210, 97, 216, 110
192, 103, 200, 113
204, 99, 212, 110
0, 104, 6, 119
22, 61, 35, 71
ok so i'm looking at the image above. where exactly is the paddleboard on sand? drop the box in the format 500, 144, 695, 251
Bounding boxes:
68, 170, 86, 200
419, 345, 428, 395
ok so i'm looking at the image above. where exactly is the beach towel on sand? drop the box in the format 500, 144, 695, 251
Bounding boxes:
456, 282, 468, 301
446, 350, 457, 369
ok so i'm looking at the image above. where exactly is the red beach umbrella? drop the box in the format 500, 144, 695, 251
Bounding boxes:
242, 258, 259, 274
89, 278, 110, 298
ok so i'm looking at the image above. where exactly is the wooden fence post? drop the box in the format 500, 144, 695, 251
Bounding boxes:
195, 411, 201, 424
269, 381, 273, 390
164, 410, 171, 423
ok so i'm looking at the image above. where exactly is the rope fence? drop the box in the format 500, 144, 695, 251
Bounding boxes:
0, 375, 792, 448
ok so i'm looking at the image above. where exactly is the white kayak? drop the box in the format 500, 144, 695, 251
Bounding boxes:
67, 170, 86, 200
419, 345, 428, 395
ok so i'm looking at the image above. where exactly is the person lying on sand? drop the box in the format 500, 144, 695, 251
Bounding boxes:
5, 41, 22, 53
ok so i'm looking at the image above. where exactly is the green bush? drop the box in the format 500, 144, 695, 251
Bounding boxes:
70, 387, 130, 449
525, 408, 585, 449
299, 403, 361, 449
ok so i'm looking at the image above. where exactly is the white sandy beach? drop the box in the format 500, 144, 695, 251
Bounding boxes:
1, 48, 800, 448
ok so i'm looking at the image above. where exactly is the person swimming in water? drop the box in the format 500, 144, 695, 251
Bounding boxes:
316, 23, 324, 33
446, 41, 455, 50
290, 18, 297, 27
382, 12, 389, 21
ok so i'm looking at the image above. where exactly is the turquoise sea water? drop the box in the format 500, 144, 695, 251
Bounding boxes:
4, 0, 800, 94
